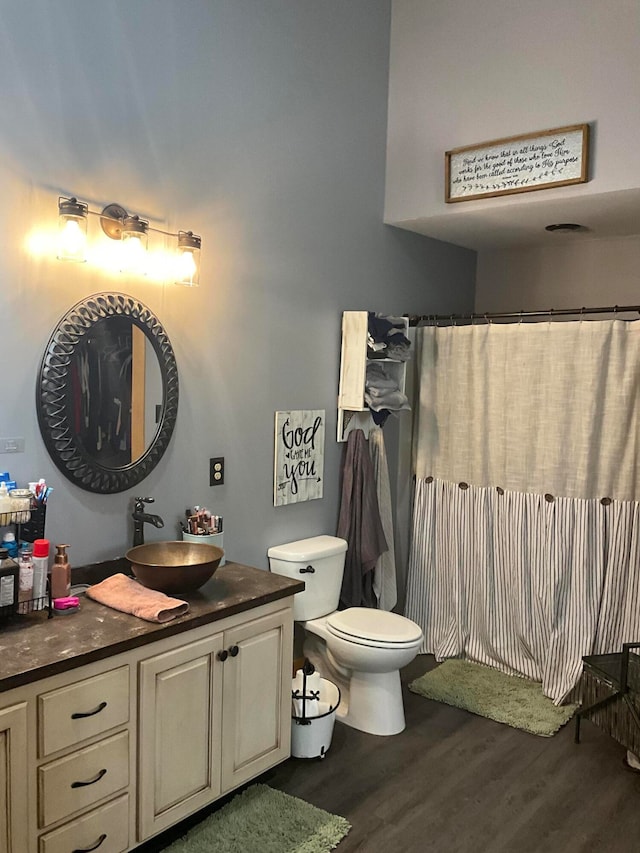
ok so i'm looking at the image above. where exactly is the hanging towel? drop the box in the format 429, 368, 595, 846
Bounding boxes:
86, 573, 190, 623
337, 429, 388, 608
368, 427, 398, 612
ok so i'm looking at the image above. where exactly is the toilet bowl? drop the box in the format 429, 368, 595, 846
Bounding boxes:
267, 535, 423, 736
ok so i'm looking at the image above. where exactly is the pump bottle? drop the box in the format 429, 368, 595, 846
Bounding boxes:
51, 544, 71, 600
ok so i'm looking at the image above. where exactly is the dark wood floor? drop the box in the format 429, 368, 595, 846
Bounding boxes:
149, 655, 640, 852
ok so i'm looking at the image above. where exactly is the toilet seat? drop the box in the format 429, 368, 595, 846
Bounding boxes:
326, 608, 422, 648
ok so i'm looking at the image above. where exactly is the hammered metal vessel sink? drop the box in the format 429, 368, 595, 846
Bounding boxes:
126, 541, 224, 594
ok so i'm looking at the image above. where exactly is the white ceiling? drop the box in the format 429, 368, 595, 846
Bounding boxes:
388, 187, 640, 253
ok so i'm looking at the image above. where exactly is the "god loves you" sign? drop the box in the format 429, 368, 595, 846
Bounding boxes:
274, 410, 325, 506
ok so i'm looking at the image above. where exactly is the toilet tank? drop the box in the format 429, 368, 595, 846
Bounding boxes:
267, 535, 347, 621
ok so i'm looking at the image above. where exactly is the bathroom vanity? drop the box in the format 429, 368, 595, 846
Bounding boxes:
0, 561, 303, 853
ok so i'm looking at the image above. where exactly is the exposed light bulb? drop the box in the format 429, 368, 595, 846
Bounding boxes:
59, 219, 87, 261
177, 249, 197, 285
120, 233, 147, 275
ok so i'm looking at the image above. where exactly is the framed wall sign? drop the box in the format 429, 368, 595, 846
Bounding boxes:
445, 123, 589, 203
274, 410, 325, 506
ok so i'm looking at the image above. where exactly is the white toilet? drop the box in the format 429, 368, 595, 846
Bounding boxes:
268, 534, 423, 736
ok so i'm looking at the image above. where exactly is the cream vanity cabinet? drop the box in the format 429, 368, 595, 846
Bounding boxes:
0, 701, 29, 853
138, 605, 292, 841
0, 576, 297, 853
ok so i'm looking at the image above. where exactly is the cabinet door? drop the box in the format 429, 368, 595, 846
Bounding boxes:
0, 702, 29, 853
221, 609, 293, 793
138, 633, 224, 841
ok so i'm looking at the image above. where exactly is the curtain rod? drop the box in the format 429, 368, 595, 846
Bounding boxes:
406, 304, 640, 327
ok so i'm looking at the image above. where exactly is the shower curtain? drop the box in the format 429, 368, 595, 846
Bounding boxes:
405, 319, 640, 703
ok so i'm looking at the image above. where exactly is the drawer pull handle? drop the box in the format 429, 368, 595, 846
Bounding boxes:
229, 644, 239, 657
71, 768, 107, 788
72, 833, 107, 853
299, 565, 315, 574
217, 649, 228, 661
71, 701, 107, 719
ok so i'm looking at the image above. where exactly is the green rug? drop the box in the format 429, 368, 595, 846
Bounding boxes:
163, 784, 351, 853
409, 659, 578, 737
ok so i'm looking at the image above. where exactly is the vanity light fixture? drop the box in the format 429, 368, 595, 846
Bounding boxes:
57, 197, 88, 262
57, 197, 201, 285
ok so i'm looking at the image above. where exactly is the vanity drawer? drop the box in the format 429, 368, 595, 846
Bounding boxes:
39, 665, 129, 756
39, 731, 129, 827
39, 793, 129, 853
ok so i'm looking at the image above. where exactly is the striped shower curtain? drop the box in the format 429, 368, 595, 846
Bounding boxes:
405, 320, 640, 704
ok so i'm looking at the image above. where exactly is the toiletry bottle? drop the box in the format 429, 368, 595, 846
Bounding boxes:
51, 544, 71, 600
18, 545, 33, 603
32, 538, 50, 609
1, 531, 18, 559
0, 547, 19, 613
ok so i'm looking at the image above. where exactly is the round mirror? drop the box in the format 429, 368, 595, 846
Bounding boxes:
36, 292, 179, 493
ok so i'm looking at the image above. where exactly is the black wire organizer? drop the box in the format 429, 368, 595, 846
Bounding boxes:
0, 497, 53, 620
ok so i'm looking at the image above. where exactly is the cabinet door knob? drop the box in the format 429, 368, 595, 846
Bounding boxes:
229, 644, 239, 657
71, 701, 107, 719
72, 833, 107, 853
71, 768, 107, 789
299, 565, 315, 574
217, 649, 228, 661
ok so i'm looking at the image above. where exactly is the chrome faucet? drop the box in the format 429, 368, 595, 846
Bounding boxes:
132, 497, 165, 547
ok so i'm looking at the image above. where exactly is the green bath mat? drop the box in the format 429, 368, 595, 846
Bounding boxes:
163, 783, 351, 853
409, 659, 577, 737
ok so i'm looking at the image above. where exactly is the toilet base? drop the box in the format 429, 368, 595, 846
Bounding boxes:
303, 634, 406, 736
338, 670, 406, 736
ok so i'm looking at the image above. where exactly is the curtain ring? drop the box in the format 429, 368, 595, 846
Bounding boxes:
580, 306, 585, 322
518, 310, 523, 325
484, 313, 491, 325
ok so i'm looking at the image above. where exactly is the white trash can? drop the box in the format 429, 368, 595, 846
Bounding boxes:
291, 677, 340, 759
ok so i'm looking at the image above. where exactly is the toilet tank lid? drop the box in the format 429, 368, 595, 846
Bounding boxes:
268, 535, 347, 561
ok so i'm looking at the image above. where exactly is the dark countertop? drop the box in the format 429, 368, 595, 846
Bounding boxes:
0, 562, 304, 692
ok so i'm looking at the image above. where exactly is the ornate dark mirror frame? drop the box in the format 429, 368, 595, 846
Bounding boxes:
36, 292, 179, 494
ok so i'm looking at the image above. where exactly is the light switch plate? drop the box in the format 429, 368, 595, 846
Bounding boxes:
0, 437, 24, 454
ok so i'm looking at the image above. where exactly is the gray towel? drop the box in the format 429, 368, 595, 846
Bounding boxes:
369, 427, 397, 612
337, 429, 388, 608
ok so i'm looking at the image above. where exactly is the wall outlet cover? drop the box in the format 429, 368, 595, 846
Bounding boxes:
210, 457, 224, 486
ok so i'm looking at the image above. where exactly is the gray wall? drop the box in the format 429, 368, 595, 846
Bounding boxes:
475, 235, 640, 312
0, 1, 475, 569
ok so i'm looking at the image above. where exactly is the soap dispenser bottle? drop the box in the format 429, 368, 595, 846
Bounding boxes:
51, 544, 71, 600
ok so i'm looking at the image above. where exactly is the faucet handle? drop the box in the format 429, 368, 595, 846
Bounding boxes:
133, 496, 155, 512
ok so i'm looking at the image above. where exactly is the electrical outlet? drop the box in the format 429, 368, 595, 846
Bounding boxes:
210, 457, 225, 486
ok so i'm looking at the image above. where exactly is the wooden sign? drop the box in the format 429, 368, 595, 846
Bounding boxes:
274, 410, 325, 506
445, 124, 589, 203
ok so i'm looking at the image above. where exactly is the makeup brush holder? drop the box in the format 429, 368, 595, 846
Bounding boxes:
182, 530, 225, 566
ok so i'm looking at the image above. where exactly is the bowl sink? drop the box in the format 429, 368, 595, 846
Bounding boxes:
126, 541, 224, 594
